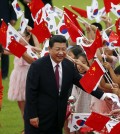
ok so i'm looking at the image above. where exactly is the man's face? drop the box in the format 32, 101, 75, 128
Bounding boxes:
49, 42, 67, 63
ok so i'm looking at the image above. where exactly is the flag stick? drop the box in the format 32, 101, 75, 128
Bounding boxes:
76, 18, 84, 23
104, 24, 115, 32
77, 16, 89, 25
64, 12, 88, 41
101, 48, 114, 85
105, 70, 114, 83
104, 74, 113, 88
102, 47, 107, 62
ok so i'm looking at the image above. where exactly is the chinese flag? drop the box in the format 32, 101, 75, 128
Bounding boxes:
31, 20, 51, 43
79, 59, 105, 93
82, 29, 102, 60
64, 14, 82, 42
85, 112, 110, 132
0, 20, 8, 48
114, 36, 120, 47
8, 39, 27, 58
115, 18, 120, 36
109, 31, 119, 43
34, 9, 43, 26
109, 122, 120, 134
64, 7, 78, 19
27, 0, 44, 18
64, 7, 83, 33
70, 6, 87, 18
103, 0, 120, 13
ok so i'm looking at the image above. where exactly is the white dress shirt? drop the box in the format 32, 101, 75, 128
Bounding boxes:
50, 57, 62, 94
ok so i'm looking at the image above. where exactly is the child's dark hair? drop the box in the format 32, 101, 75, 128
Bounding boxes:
68, 45, 83, 59
24, 28, 35, 46
77, 53, 90, 67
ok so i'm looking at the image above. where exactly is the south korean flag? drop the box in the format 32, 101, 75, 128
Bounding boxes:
70, 113, 91, 132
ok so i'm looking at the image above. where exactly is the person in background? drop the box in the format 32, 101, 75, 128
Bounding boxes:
8, 28, 39, 134
64, 45, 83, 134
65, 53, 90, 134
0, 0, 17, 79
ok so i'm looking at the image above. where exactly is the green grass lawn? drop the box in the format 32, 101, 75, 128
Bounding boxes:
0, 0, 116, 134
0, 55, 24, 134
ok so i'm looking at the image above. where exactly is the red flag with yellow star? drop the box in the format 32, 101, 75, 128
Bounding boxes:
27, 0, 44, 18
64, 14, 82, 42
115, 18, 120, 36
64, 7, 83, 33
85, 112, 110, 132
8, 39, 27, 58
79, 59, 105, 93
82, 29, 102, 60
70, 6, 87, 18
109, 31, 119, 43
31, 20, 51, 43
0, 20, 8, 48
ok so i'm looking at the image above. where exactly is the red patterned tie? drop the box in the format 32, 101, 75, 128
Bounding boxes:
55, 64, 59, 90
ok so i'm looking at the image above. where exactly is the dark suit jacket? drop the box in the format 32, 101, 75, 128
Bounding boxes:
24, 55, 104, 132
0, 0, 16, 25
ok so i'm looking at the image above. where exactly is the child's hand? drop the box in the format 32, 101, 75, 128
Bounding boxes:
110, 109, 120, 115
103, 62, 111, 70
101, 16, 112, 24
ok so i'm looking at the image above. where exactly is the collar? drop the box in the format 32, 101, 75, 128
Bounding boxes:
50, 56, 62, 69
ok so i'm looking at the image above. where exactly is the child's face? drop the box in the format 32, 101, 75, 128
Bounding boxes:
104, 47, 113, 55
77, 56, 88, 74
19, 34, 30, 46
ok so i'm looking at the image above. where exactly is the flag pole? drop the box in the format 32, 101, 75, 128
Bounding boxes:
101, 47, 114, 85
104, 24, 115, 32
104, 74, 113, 88
101, 47, 107, 62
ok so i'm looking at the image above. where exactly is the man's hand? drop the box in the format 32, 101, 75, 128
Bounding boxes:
30, 117, 39, 128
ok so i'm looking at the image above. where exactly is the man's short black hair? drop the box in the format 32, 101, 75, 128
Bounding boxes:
49, 35, 68, 48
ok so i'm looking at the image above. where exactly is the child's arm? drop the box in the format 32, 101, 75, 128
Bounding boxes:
22, 51, 35, 64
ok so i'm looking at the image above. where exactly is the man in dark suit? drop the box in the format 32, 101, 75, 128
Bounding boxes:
0, 0, 17, 79
24, 35, 109, 134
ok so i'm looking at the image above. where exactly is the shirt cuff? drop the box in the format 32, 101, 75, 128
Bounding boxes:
100, 93, 106, 100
